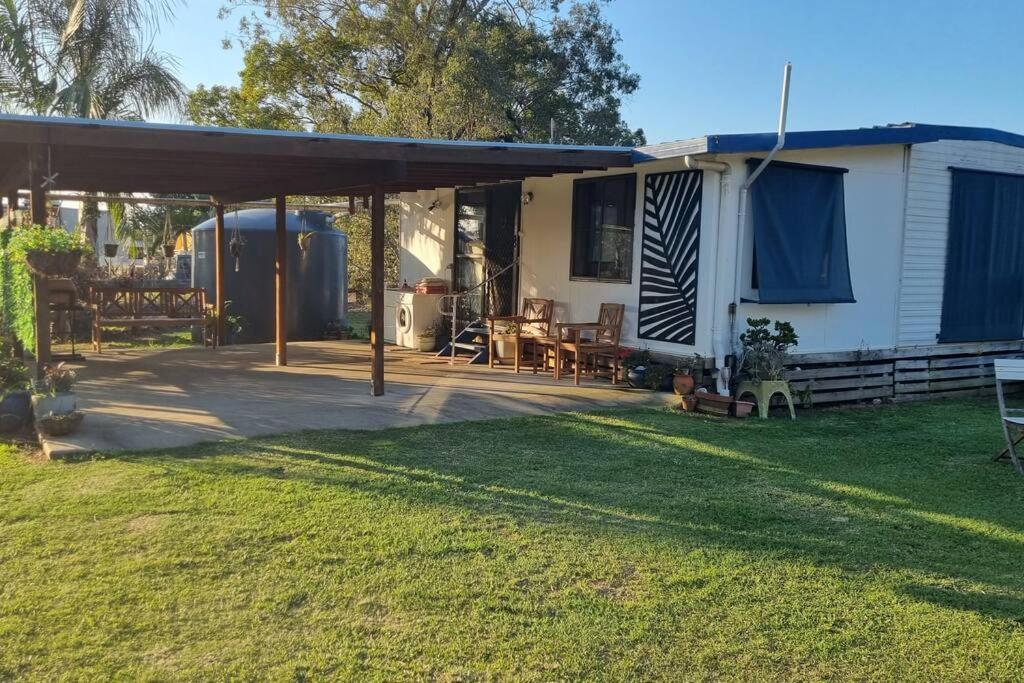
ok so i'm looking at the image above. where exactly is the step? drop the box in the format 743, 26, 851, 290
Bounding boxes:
453, 341, 486, 351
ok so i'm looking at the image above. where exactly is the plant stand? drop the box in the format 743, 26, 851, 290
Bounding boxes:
735, 380, 796, 420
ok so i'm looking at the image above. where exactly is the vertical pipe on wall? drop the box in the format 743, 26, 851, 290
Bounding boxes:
275, 195, 288, 366
370, 184, 386, 396
214, 203, 226, 344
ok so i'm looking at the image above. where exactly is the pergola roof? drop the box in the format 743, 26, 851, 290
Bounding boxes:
0, 114, 634, 203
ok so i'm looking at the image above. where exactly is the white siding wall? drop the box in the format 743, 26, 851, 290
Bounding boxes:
398, 144, 909, 358
897, 140, 1024, 346
728, 145, 908, 354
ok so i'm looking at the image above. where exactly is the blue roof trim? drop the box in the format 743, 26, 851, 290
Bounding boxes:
706, 124, 1024, 154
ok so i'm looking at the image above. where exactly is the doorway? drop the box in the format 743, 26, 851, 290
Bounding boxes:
453, 182, 521, 323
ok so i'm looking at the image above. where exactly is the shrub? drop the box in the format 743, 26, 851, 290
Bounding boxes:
0, 354, 30, 398
738, 318, 799, 381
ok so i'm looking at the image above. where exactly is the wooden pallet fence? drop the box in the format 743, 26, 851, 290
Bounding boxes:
781, 341, 1024, 406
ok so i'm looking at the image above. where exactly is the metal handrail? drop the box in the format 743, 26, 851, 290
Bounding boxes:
437, 260, 518, 365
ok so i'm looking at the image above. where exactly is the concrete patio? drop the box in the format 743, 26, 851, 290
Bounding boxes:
41, 341, 665, 458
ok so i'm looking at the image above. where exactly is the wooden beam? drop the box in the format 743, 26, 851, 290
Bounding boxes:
275, 195, 287, 367
214, 203, 226, 344
33, 276, 50, 378
28, 148, 46, 225
370, 184, 385, 396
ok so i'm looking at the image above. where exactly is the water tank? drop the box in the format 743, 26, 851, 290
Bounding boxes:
192, 209, 347, 344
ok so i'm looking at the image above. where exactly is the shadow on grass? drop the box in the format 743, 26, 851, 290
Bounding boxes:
114, 398, 1024, 623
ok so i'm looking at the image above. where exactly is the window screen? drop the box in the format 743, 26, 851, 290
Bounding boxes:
570, 173, 636, 282
747, 159, 855, 304
939, 168, 1024, 342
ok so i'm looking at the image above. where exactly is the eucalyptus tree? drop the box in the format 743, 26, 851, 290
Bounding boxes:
0, 0, 186, 242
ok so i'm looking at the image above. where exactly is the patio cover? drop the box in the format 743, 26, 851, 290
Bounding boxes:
0, 114, 633, 395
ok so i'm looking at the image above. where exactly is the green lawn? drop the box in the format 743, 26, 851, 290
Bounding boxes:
2, 400, 1024, 679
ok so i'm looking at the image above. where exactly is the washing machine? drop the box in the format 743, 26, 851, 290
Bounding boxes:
391, 291, 444, 348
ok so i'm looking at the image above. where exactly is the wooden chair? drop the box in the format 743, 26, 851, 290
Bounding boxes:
486, 298, 554, 373
994, 358, 1024, 475
555, 303, 626, 386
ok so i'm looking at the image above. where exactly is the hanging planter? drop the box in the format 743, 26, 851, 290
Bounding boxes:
103, 243, 119, 258
229, 210, 245, 271
297, 231, 314, 254
163, 244, 176, 258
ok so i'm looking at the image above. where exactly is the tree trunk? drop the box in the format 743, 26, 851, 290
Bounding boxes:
80, 199, 100, 251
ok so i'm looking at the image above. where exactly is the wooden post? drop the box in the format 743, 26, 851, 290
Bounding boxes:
370, 185, 385, 396
33, 276, 50, 377
275, 195, 287, 366
348, 196, 355, 215
28, 150, 46, 226
214, 203, 226, 344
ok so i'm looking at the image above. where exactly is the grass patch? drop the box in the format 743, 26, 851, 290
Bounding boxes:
53, 327, 195, 353
2, 400, 1024, 678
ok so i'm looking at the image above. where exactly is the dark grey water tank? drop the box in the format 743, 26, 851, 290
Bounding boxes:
192, 209, 347, 343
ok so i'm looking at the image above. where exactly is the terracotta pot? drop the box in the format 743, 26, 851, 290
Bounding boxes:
672, 373, 695, 396
731, 400, 755, 418
679, 394, 698, 412
696, 392, 734, 416
24, 250, 82, 277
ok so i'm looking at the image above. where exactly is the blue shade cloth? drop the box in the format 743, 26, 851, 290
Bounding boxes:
748, 160, 856, 304
939, 169, 1024, 342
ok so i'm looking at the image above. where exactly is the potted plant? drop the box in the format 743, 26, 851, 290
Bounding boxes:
643, 363, 673, 391
31, 362, 83, 436
162, 243, 176, 258
103, 243, 119, 258
696, 390, 734, 416
32, 362, 77, 416
672, 354, 702, 396
622, 349, 652, 388
735, 318, 799, 419
493, 321, 519, 361
9, 224, 89, 277
417, 322, 438, 352
0, 352, 31, 433
224, 305, 246, 345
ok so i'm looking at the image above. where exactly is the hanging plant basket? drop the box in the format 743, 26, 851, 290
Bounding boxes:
24, 250, 83, 278
163, 244, 176, 258
103, 243, 119, 258
229, 238, 244, 259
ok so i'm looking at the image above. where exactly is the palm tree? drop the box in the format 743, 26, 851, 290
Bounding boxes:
0, 0, 185, 241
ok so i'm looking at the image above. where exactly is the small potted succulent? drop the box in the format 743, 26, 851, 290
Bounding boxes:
9, 224, 90, 277
0, 351, 31, 433
31, 362, 83, 436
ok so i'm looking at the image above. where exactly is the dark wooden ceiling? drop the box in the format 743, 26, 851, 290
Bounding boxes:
0, 115, 635, 204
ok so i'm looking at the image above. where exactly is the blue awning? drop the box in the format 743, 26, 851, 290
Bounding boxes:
748, 160, 856, 304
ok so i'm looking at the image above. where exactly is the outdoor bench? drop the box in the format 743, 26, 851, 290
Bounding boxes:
90, 285, 208, 353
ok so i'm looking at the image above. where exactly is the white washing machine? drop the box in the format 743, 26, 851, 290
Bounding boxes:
389, 290, 444, 348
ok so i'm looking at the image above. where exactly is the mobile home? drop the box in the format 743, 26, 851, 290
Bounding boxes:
392, 123, 1024, 402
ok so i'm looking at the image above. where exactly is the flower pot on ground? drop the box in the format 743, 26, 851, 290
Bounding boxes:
679, 394, 698, 412
731, 400, 755, 418
626, 366, 646, 388
0, 353, 31, 433
672, 373, 695, 396
31, 363, 82, 436
36, 411, 84, 437
696, 392, 734, 416
417, 334, 436, 352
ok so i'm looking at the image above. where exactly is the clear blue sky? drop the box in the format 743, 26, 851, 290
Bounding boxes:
154, 0, 1023, 145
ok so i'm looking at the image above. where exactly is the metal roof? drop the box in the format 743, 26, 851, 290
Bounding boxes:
0, 114, 634, 202
633, 123, 1024, 161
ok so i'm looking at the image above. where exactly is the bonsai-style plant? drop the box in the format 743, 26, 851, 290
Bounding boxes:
738, 318, 798, 382
0, 351, 31, 433
735, 318, 799, 420
9, 224, 90, 277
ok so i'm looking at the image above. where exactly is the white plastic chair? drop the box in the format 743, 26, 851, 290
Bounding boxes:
994, 358, 1024, 475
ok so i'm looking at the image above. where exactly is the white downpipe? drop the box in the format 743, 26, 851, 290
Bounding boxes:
728, 62, 792, 392
684, 155, 732, 393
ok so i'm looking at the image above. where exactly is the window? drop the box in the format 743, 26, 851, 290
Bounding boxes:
570, 173, 637, 282
939, 168, 1024, 342
748, 159, 855, 304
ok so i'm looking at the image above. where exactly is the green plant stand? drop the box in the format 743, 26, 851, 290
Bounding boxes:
735, 380, 795, 420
